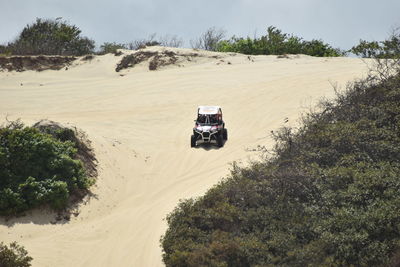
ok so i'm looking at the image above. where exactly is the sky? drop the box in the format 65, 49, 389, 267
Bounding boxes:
1, 0, 400, 50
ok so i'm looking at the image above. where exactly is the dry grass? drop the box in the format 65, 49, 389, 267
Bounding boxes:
0, 56, 76, 72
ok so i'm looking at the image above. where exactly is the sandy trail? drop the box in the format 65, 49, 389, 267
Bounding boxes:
0, 48, 369, 266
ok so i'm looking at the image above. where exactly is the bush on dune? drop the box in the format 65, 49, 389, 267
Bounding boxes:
161, 39, 400, 266
350, 29, 400, 59
98, 42, 127, 55
127, 34, 183, 50
0, 242, 32, 267
191, 27, 226, 51
0, 18, 95, 56
0, 120, 94, 216
215, 26, 345, 57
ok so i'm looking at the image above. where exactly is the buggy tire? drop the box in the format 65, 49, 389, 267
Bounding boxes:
217, 134, 224, 147
223, 128, 228, 140
191, 135, 196, 147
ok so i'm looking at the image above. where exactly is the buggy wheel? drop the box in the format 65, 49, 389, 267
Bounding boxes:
191, 135, 196, 147
217, 134, 223, 147
223, 128, 228, 140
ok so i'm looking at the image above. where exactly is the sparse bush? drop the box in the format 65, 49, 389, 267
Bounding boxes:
191, 27, 226, 51
115, 51, 158, 72
127, 40, 160, 50
98, 42, 127, 55
0, 56, 76, 72
148, 51, 178, 70
126, 34, 183, 50
0, 121, 94, 216
127, 34, 161, 50
115, 50, 178, 72
0, 242, 32, 267
0, 18, 95, 56
158, 34, 183, 48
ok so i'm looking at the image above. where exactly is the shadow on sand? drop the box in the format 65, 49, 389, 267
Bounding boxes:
194, 140, 227, 151
0, 191, 98, 227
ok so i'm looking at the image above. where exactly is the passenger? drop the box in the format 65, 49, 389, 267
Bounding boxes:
197, 115, 206, 123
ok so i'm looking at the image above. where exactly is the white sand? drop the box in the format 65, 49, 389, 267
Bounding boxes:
0, 47, 370, 266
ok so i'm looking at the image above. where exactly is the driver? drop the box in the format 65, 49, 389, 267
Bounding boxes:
197, 114, 206, 123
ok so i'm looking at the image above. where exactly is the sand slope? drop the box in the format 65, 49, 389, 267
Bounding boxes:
0, 47, 370, 266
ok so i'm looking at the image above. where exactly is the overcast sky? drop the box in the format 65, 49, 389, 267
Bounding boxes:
1, 0, 399, 50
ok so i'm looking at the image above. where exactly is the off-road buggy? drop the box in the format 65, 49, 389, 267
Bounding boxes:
191, 106, 227, 148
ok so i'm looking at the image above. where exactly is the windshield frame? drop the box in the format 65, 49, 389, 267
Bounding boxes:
196, 114, 219, 126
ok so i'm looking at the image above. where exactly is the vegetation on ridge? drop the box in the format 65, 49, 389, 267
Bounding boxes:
0, 18, 346, 57
0, 18, 95, 56
215, 26, 345, 57
350, 29, 400, 59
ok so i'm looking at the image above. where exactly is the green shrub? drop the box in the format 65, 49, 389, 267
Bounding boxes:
350, 30, 400, 59
0, 18, 95, 56
161, 64, 400, 265
0, 123, 93, 215
350, 40, 381, 58
216, 26, 345, 57
0, 242, 32, 267
98, 42, 127, 55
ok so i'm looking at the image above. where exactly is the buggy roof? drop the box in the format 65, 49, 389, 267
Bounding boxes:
198, 106, 221, 115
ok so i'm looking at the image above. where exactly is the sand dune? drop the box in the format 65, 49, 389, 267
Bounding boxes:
0, 47, 370, 266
